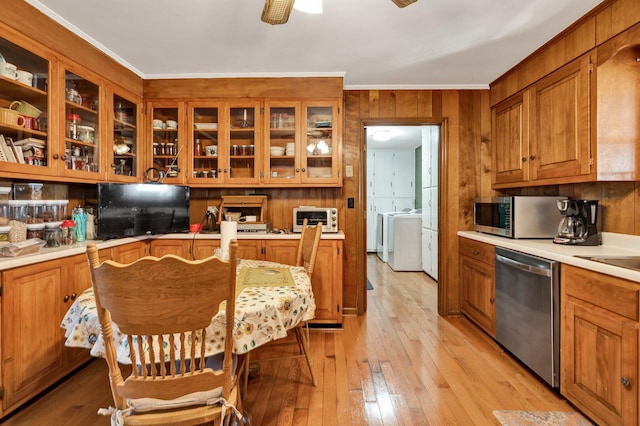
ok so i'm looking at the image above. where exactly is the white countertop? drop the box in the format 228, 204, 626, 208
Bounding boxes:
458, 231, 640, 283
0, 231, 345, 271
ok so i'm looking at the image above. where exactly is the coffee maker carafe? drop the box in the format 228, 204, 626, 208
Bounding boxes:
553, 199, 601, 245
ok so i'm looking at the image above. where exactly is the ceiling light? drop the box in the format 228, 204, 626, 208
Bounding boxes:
294, 0, 323, 14
261, 0, 295, 25
392, 0, 417, 7
372, 130, 391, 142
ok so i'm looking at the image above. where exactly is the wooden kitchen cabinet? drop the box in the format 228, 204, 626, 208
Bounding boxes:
105, 88, 143, 182
147, 101, 186, 183
492, 91, 529, 186
110, 240, 148, 263
1, 260, 66, 414
0, 33, 52, 179
149, 239, 190, 258
562, 264, 639, 426
56, 61, 105, 180
459, 237, 496, 337
491, 53, 593, 189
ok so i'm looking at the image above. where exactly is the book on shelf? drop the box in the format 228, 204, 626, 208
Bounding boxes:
0, 135, 16, 163
0, 136, 8, 162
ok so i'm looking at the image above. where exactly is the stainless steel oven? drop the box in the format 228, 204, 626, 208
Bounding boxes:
495, 247, 560, 388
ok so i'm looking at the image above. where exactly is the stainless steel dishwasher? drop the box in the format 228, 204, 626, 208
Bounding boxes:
495, 247, 560, 388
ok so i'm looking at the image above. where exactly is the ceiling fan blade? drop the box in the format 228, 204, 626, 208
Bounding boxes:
262, 0, 296, 25
391, 0, 417, 7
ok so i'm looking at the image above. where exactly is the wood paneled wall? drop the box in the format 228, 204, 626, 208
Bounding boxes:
343, 90, 490, 316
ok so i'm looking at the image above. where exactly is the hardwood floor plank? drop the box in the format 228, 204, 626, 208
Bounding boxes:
2, 254, 582, 425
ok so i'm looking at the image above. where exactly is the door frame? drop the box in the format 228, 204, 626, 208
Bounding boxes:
358, 117, 446, 315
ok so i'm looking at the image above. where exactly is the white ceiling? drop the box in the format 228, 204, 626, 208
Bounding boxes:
26, 0, 603, 89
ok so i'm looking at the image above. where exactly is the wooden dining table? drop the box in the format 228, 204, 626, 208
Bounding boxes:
60, 259, 316, 364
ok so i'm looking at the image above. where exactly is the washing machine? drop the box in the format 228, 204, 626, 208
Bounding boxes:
388, 213, 423, 271
376, 211, 409, 262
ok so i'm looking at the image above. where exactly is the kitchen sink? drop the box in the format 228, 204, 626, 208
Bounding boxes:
575, 255, 640, 272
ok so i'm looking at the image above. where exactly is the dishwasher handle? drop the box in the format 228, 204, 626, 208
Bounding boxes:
495, 253, 552, 277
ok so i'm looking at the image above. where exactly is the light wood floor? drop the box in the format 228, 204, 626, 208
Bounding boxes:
2, 254, 576, 425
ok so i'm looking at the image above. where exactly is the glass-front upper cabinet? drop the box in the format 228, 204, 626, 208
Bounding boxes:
149, 102, 184, 183
227, 102, 260, 185
301, 101, 341, 185
263, 101, 299, 184
189, 104, 220, 184
60, 67, 101, 178
0, 36, 50, 176
108, 91, 141, 181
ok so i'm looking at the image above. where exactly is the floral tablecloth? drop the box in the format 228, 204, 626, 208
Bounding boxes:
60, 259, 316, 364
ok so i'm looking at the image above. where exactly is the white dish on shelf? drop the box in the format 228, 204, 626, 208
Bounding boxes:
194, 123, 218, 130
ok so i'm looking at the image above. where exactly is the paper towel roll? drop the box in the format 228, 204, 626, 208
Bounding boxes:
220, 220, 237, 253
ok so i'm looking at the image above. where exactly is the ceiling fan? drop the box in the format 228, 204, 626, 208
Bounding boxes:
261, 0, 417, 25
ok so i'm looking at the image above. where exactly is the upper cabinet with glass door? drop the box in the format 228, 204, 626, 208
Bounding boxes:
60, 67, 102, 179
301, 101, 341, 185
108, 91, 141, 181
226, 102, 260, 185
0, 36, 50, 177
189, 104, 221, 184
264, 101, 299, 184
149, 102, 184, 183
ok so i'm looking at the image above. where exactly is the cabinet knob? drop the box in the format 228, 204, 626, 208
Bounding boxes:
61, 154, 68, 161
71, 292, 78, 300
63, 295, 70, 302
471, 249, 480, 255
621, 377, 631, 388
301, 168, 306, 172
490, 297, 495, 304
295, 168, 300, 173
53, 153, 59, 160
529, 154, 536, 161
521, 157, 527, 163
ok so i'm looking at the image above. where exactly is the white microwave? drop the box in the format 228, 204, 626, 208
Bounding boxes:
474, 196, 565, 238
293, 207, 338, 233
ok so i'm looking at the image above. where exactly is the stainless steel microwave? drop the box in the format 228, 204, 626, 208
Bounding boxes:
474, 196, 566, 238
293, 207, 338, 233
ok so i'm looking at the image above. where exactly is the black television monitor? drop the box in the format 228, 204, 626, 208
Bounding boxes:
97, 183, 190, 239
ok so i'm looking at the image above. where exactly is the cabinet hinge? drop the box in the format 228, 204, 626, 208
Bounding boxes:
0, 286, 2, 297
260, 107, 264, 115
589, 157, 594, 168
337, 304, 340, 313
0, 386, 4, 399
589, 61, 594, 73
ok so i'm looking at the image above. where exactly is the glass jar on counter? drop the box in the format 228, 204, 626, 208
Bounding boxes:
27, 200, 45, 224
26, 222, 44, 239
8, 200, 28, 242
61, 220, 77, 245
44, 225, 62, 247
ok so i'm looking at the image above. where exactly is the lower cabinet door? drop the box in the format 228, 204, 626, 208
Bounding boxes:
460, 254, 495, 337
562, 299, 638, 425
2, 260, 66, 412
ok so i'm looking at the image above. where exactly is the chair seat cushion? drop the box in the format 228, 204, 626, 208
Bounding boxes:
128, 387, 223, 413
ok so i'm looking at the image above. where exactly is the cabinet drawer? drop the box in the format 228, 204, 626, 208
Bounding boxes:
459, 237, 494, 266
563, 264, 639, 321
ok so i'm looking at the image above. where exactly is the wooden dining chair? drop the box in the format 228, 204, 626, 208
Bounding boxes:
242, 219, 320, 395
86, 240, 244, 425
293, 218, 321, 386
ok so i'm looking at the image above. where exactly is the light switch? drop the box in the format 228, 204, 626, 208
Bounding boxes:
345, 165, 354, 177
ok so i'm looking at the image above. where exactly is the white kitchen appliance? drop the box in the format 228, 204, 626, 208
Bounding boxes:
388, 212, 422, 271
292, 206, 338, 233
376, 210, 410, 262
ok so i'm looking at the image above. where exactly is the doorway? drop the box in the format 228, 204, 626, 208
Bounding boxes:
364, 123, 440, 287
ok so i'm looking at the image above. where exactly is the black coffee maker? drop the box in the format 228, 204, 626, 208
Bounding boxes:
553, 199, 601, 245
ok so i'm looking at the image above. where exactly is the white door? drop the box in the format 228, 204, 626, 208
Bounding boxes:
373, 151, 394, 198
393, 150, 414, 198
429, 229, 438, 280
422, 228, 431, 275
430, 186, 438, 231
422, 188, 431, 228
